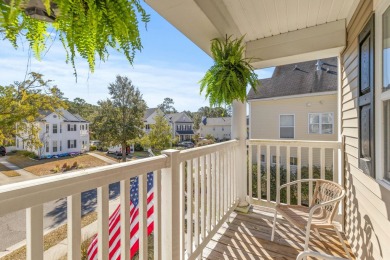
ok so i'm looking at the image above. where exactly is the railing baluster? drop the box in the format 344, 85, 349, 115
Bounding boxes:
98, 185, 109, 260
266, 145, 271, 202
26, 205, 43, 260
194, 158, 199, 247
276, 146, 280, 202
206, 154, 211, 234
286, 146, 291, 204
216, 151, 220, 222
186, 159, 193, 255
249, 144, 253, 202
68, 193, 81, 260
228, 149, 232, 207
153, 170, 161, 260
120, 179, 130, 260
309, 147, 313, 203
224, 148, 228, 213
180, 163, 186, 260
211, 152, 216, 227
257, 145, 261, 201
321, 147, 325, 180
298, 147, 302, 205
200, 156, 206, 242
220, 150, 224, 217
139, 173, 148, 259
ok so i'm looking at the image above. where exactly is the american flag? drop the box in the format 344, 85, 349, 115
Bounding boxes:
87, 172, 154, 259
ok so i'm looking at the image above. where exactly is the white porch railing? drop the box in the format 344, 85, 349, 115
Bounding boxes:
247, 139, 341, 207
0, 140, 239, 260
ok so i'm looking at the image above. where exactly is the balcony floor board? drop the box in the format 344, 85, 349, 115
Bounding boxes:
201, 205, 354, 259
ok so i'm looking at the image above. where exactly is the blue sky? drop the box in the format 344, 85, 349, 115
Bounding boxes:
0, 3, 274, 112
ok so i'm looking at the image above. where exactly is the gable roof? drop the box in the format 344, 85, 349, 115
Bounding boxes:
165, 112, 193, 123
144, 108, 158, 121
201, 117, 231, 126
40, 109, 88, 122
248, 57, 338, 100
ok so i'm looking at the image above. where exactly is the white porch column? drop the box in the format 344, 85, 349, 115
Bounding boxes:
232, 100, 249, 209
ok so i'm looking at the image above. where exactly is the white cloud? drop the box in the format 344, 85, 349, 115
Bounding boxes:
0, 42, 210, 111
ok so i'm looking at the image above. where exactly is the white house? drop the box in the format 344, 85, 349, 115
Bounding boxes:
143, 108, 161, 134
165, 112, 194, 141
198, 117, 231, 141
16, 109, 90, 158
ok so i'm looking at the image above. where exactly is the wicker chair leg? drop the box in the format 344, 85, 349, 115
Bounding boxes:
333, 226, 352, 259
304, 226, 311, 251
271, 210, 278, 241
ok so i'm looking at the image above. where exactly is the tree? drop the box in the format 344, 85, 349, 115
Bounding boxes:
143, 111, 172, 151
0, 0, 149, 76
93, 76, 146, 161
67, 98, 98, 130
0, 72, 66, 148
157, 97, 177, 114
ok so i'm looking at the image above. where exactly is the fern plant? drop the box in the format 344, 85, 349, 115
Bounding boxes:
200, 35, 259, 107
0, 0, 149, 76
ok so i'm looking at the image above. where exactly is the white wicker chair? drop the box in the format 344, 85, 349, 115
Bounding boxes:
296, 251, 349, 260
271, 179, 351, 259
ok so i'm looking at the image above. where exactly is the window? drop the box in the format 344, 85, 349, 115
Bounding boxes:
53, 141, 58, 153
60, 141, 62, 151
261, 155, 265, 163
308, 113, 334, 134
68, 140, 77, 148
68, 124, 76, 131
222, 127, 224, 131
382, 6, 390, 181
17, 139, 19, 148
145, 124, 150, 130
290, 157, 298, 166
53, 124, 58, 134
358, 15, 375, 177
45, 124, 49, 133
280, 115, 294, 138
60, 124, 62, 133
86, 124, 88, 130
46, 141, 49, 153
81, 125, 84, 130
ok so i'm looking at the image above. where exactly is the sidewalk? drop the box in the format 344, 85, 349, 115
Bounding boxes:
87, 152, 118, 165
0, 157, 37, 185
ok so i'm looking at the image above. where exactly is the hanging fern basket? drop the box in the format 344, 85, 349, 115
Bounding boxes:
0, 0, 150, 76
200, 35, 259, 107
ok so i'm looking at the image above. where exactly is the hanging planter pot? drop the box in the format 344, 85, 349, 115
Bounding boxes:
200, 35, 259, 107
0, 0, 149, 77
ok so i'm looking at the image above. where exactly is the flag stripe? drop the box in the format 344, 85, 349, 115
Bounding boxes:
87, 173, 154, 259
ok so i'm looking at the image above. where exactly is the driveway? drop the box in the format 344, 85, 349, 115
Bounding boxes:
0, 156, 37, 185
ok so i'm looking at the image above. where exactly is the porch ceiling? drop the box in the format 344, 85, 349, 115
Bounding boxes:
145, 0, 361, 68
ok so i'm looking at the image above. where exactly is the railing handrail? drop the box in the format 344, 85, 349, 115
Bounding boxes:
0, 155, 168, 216
179, 139, 239, 162
247, 138, 341, 149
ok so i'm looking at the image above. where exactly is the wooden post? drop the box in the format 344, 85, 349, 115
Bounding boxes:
161, 149, 181, 260
26, 205, 43, 260
232, 100, 249, 211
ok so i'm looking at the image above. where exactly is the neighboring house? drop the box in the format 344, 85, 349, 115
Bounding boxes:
198, 117, 231, 141
165, 112, 194, 141
143, 108, 161, 134
248, 58, 338, 169
16, 109, 90, 158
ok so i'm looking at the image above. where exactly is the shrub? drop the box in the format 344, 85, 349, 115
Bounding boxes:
196, 139, 214, 147
89, 145, 97, 151
134, 143, 143, 151
72, 161, 79, 169
15, 150, 37, 159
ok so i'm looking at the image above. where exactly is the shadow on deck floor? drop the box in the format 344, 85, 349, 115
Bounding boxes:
203, 206, 354, 259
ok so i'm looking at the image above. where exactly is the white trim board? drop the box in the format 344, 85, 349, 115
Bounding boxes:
247, 91, 337, 102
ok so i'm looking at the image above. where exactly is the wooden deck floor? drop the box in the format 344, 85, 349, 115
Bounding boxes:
202, 206, 354, 259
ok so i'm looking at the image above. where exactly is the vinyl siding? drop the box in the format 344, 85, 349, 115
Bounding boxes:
342, 0, 390, 259
250, 94, 338, 141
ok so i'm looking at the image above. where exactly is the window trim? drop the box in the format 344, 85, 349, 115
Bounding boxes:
307, 112, 334, 135
279, 114, 295, 139
375, 0, 390, 185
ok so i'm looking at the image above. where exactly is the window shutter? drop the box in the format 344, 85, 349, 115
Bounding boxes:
68, 140, 70, 149
74, 140, 77, 148
68, 124, 70, 131
74, 124, 77, 131
358, 15, 375, 177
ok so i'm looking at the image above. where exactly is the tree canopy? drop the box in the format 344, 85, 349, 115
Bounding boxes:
93, 75, 146, 161
0, 72, 66, 147
141, 111, 172, 151
157, 97, 177, 114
